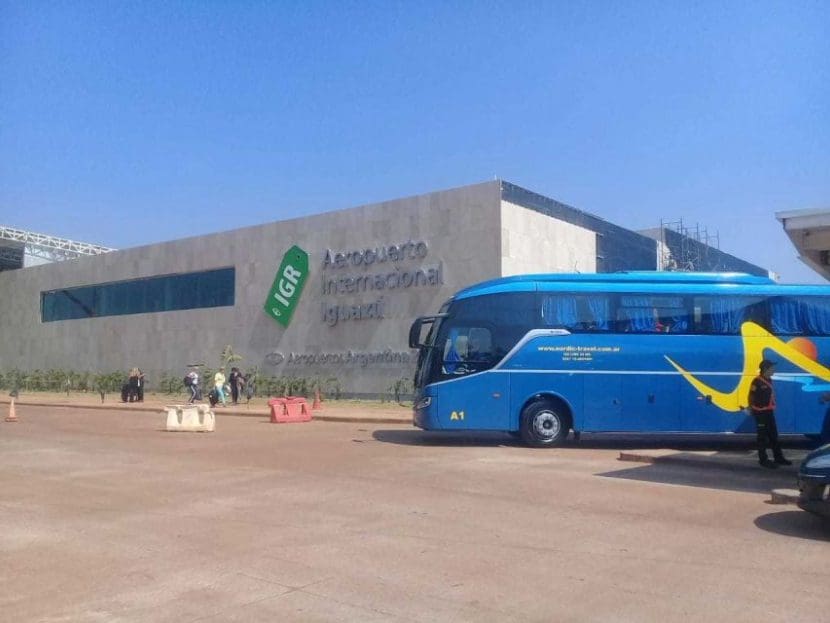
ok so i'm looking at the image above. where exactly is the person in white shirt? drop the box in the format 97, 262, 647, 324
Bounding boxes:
186, 370, 199, 404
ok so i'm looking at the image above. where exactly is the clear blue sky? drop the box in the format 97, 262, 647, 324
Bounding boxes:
2, 1, 828, 282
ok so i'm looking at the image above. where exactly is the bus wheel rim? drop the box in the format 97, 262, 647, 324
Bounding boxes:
533, 411, 560, 439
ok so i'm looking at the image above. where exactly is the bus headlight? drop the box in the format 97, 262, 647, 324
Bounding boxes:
415, 396, 432, 410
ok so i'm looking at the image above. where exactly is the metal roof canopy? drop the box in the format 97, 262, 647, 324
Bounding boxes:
0, 225, 115, 266
776, 209, 830, 281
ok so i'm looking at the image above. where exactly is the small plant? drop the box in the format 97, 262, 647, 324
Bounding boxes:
0, 369, 24, 394
93, 371, 124, 403
24, 369, 46, 391
322, 377, 341, 400
385, 377, 412, 405
219, 345, 243, 377
158, 372, 185, 395
201, 367, 215, 394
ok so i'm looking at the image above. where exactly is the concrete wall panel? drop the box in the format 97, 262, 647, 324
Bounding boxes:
500, 201, 596, 276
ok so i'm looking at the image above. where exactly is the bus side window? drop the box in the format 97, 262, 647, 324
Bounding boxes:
616, 295, 689, 333
694, 296, 765, 334
541, 294, 611, 331
800, 297, 830, 335
770, 297, 803, 335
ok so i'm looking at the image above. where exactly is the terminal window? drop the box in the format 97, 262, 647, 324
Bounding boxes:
41, 267, 235, 322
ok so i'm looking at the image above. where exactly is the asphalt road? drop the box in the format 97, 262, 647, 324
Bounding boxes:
1, 406, 828, 622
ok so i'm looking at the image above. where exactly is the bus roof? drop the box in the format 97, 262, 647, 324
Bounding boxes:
454, 272, 779, 299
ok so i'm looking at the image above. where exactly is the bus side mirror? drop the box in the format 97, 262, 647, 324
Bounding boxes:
409, 319, 424, 349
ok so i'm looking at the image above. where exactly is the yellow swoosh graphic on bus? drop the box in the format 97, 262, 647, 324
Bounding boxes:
664, 321, 830, 412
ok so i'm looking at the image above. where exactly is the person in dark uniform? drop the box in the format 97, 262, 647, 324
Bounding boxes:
747, 359, 791, 468
127, 368, 140, 402
135, 368, 145, 402
228, 367, 244, 405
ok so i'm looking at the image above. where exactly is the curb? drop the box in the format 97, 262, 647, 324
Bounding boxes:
619, 452, 660, 464
769, 488, 800, 505
0, 399, 410, 425
313, 414, 412, 424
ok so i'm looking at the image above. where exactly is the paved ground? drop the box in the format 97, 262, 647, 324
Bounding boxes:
1, 404, 829, 622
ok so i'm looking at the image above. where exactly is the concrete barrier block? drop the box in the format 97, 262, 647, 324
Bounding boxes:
181, 405, 201, 428
165, 405, 183, 430
165, 405, 215, 432
197, 405, 215, 432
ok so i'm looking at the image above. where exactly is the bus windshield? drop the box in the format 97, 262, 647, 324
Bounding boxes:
418, 291, 537, 387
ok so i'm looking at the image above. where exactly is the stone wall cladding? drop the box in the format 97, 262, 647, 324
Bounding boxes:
0, 181, 503, 395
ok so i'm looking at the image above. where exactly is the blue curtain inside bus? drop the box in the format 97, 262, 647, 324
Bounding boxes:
587, 297, 610, 330
708, 298, 747, 334
802, 298, 830, 335
771, 298, 801, 334
770, 297, 830, 335
542, 295, 610, 330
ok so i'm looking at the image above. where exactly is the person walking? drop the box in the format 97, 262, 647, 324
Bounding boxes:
185, 369, 199, 404
747, 359, 792, 468
214, 370, 227, 407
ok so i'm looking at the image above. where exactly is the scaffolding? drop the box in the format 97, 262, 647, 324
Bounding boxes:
659, 219, 721, 272
0, 225, 115, 268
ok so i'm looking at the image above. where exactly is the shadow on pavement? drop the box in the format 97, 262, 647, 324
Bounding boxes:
373, 430, 816, 452
596, 460, 801, 495
754, 510, 830, 541
570, 433, 816, 452
372, 429, 519, 447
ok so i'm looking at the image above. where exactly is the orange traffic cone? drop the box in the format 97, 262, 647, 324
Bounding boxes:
312, 388, 322, 410
5, 398, 18, 422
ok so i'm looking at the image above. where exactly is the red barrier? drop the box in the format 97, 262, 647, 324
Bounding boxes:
268, 397, 312, 423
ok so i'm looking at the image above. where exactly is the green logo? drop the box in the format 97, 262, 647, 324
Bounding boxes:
264, 245, 309, 327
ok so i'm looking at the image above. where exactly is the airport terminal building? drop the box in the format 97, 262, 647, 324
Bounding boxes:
0, 180, 769, 396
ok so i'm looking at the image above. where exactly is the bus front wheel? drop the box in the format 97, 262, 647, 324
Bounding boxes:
520, 401, 568, 448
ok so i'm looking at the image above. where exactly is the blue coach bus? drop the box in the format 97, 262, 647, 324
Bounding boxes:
408, 272, 830, 447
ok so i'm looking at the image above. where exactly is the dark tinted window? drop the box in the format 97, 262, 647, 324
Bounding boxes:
617, 295, 690, 333
692, 296, 767, 334
41, 268, 235, 322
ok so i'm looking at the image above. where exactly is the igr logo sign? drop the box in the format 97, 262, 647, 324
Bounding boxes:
264, 245, 309, 327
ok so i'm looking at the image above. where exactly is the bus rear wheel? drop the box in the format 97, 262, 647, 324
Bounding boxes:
520, 400, 568, 448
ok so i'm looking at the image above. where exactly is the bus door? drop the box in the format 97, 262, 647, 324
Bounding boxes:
619, 370, 681, 431
675, 336, 754, 433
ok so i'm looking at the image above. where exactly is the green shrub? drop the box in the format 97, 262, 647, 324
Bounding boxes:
385, 377, 413, 405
